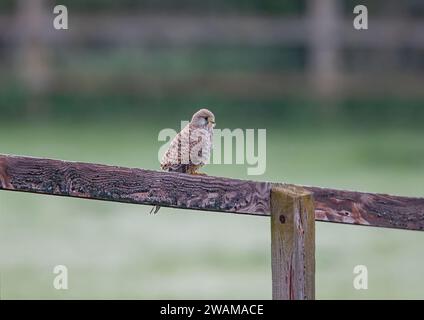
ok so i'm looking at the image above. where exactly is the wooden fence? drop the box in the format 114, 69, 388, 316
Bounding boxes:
1, 154, 424, 299
2, 0, 424, 99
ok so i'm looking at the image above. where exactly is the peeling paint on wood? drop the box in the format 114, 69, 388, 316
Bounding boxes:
307, 186, 424, 231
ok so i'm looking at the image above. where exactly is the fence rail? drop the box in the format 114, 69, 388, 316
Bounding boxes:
2, 4, 424, 98
1, 154, 423, 231
3, 14, 424, 48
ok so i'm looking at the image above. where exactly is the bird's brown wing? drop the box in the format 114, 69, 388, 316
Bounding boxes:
160, 124, 190, 173
160, 123, 212, 173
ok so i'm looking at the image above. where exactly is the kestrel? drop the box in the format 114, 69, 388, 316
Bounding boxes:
150, 108, 216, 214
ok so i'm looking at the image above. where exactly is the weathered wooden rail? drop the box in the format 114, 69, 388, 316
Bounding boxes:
2, 154, 423, 230
1, 154, 424, 299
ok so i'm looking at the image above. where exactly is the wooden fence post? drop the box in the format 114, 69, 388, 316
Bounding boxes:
271, 185, 315, 300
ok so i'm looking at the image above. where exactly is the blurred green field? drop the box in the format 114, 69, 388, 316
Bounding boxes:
1, 118, 423, 299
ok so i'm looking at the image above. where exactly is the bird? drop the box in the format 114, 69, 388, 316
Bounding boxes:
150, 108, 216, 214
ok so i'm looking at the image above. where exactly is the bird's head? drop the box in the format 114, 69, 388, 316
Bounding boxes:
191, 108, 216, 129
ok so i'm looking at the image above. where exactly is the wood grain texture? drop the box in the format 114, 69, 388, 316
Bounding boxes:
0, 155, 270, 215
270, 185, 315, 300
0, 154, 424, 231
306, 185, 424, 231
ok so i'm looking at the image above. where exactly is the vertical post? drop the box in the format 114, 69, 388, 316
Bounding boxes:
15, 0, 50, 116
270, 185, 315, 300
307, 0, 342, 99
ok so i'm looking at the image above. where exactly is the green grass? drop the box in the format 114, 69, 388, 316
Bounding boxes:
1, 119, 424, 299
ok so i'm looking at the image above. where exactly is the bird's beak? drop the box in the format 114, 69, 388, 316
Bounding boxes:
208, 119, 216, 127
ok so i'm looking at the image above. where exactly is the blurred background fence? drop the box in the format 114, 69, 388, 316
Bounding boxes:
1, 0, 424, 123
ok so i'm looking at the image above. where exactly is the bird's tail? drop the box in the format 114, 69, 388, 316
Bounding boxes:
150, 205, 161, 214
